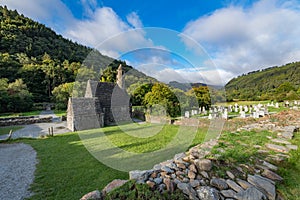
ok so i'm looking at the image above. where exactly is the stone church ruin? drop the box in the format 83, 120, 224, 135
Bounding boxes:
67, 65, 131, 131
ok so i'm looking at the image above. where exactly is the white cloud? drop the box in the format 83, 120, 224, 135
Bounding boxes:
127, 12, 143, 28
0, 0, 75, 33
182, 0, 300, 80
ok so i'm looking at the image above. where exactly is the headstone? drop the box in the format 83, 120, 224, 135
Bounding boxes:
271, 101, 274, 107
244, 106, 249, 113
185, 111, 190, 118
208, 114, 212, 120
240, 111, 246, 118
275, 102, 279, 108
222, 109, 228, 119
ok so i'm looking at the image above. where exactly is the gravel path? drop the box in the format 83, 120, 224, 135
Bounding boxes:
0, 143, 37, 200
0, 110, 70, 199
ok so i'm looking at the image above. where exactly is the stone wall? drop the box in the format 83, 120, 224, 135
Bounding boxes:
0, 116, 52, 126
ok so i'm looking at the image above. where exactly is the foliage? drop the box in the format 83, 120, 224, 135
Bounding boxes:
0, 78, 33, 112
144, 83, 180, 117
130, 83, 153, 106
52, 82, 74, 110
187, 86, 211, 109
225, 62, 300, 101
105, 180, 187, 200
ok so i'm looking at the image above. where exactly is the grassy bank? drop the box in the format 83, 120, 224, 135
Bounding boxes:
0, 126, 23, 136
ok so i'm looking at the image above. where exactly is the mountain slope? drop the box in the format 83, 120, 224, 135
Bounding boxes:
225, 62, 300, 101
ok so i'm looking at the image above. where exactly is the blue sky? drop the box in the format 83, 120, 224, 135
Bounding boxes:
1, 0, 300, 85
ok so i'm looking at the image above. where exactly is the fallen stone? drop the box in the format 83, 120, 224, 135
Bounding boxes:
247, 174, 276, 200
195, 159, 212, 171
271, 138, 291, 145
286, 144, 298, 150
80, 190, 102, 200
189, 164, 197, 173
226, 171, 235, 180
163, 178, 174, 192
190, 179, 200, 188
161, 166, 174, 174
236, 178, 253, 190
177, 183, 198, 200
188, 170, 196, 179
177, 163, 186, 169
265, 143, 289, 153
146, 180, 155, 189
280, 131, 294, 139
200, 171, 210, 179
197, 186, 220, 200
102, 179, 128, 194
235, 187, 267, 200
262, 169, 283, 182
220, 189, 237, 198
226, 179, 243, 193
262, 161, 278, 171
174, 152, 186, 164
154, 177, 163, 185
129, 170, 153, 183
210, 178, 228, 190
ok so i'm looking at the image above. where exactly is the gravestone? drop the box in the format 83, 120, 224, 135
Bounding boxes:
185, 111, 190, 118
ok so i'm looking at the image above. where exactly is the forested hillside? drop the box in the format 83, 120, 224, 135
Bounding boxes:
225, 62, 300, 101
0, 6, 156, 112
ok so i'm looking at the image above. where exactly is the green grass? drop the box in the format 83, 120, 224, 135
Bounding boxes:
104, 180, 187, 200
53, 110, 66, 117
0, 126, 23, 136
0, 110, 41, 118
13, 123, 207, 199
277, 131, 300, 199
21, 132, 128, 200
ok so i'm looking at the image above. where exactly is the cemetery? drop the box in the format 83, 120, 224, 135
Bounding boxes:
0, 3, 300, 200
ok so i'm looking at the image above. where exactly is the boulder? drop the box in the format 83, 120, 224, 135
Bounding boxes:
247, 175, 276, 200
80, 190, 102, 200
129, 170, 153, 183
195, 159, 212, 171
226, 179, 243, 193
235, 187, 267, 200
197, 186, 220, 200
210, 178, 228, 190
102, 179, 128, 194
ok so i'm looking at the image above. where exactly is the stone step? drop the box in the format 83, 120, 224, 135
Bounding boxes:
270, 138, 291, 145
265, 143, 289, 153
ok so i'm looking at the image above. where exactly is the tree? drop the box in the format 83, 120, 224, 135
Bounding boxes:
52, 82, 74, 110
130, 83, 153, 106
187, 86, 211, 109
7, 79, 33, 112
144, 83, 180, 117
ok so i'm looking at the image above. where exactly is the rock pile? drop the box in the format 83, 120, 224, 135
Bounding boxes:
81, 110, 299, 200
128, 122, 298, 200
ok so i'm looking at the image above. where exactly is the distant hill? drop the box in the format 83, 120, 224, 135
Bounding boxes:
225, 62, 300, 101
168, 81, 224, 91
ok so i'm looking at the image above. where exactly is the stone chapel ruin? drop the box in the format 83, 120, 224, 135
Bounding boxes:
67, 64, 131, 131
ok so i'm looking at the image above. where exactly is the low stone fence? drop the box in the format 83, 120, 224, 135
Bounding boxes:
0, 116, 52, 127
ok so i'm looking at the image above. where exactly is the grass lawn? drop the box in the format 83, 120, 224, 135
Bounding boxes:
53, 110, 66, 117
0, 110, 41, 118
0, 126, 23, 136
22, 132, 128, 200
16, 123, 207, 199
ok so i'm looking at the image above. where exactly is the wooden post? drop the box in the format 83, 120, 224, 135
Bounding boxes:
51, 127, 54, 136
48, 128, 51, 136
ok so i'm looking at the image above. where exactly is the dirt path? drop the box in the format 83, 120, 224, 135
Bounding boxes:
0, 143, 37, 200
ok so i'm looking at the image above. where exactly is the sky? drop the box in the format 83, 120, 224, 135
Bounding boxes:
1, 0, 300, 85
